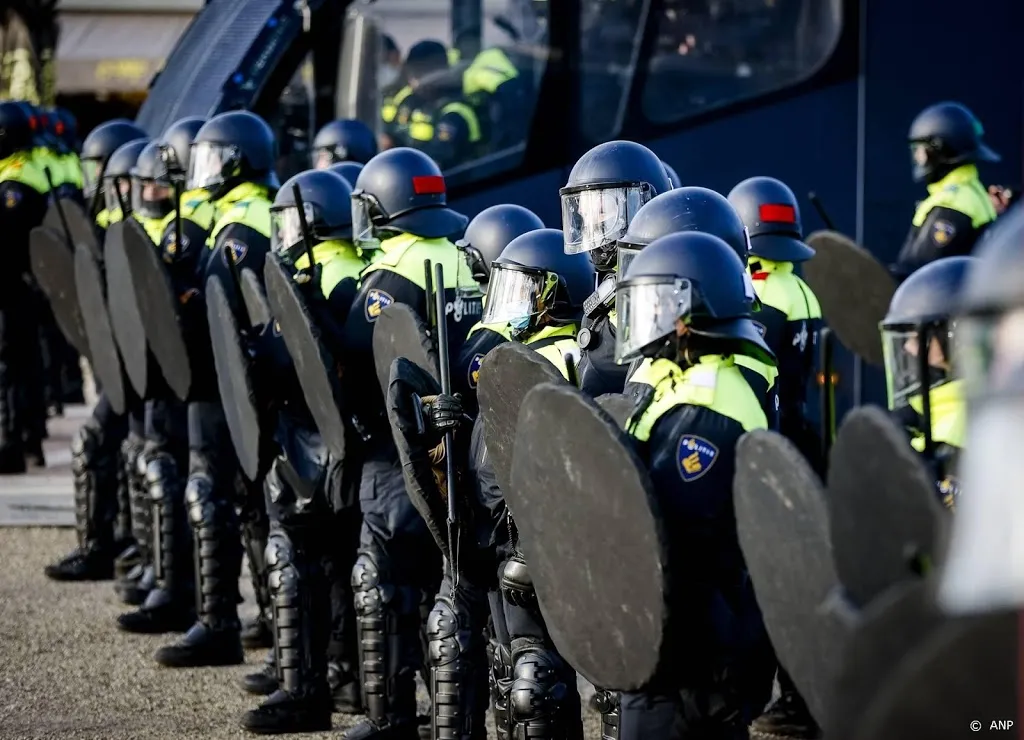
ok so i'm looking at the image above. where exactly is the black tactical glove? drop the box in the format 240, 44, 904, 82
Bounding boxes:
421, 393, 469, 434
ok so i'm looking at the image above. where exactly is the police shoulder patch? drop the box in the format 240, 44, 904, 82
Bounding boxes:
364, 287, 394, 322
467, 353, 485, 389
677, 434, 719, 482
3, 186, 22, 209
931, 219, 956, 246
938, 475, 960, 510
221, 238, 248, 266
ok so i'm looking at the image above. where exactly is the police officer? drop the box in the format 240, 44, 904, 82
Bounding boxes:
146, 111, 279, 666
240, 168, 368, 733
101, 138, 150, 223
80, 119, 147, 229
0, 100, 54, 473
401, 227, 594, 740
129, 141, 175, 241
44, 119, 144, 581
312, 119, 378, 169
329, 161, 365, 189
452, 204, 545, 413
342, 147, 479, 739
382, 40, 451, 149
728, 176, 821, 451
893, 102, 999, 279
49, 107, 84, 199
559, 140, 673, 397
880, 256, 971, 510
615, 231, 777, 739
727, 175, 822, 740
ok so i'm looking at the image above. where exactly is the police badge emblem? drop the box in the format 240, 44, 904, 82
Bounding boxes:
677, 435, 719, 482
931, 219, 956, 246
221, 238, 248, 266
4, 187, 22, 209
364, 288, 394, 321
467, 353, 485, 388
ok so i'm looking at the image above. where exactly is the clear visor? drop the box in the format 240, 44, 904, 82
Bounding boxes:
82, 158, 103, 195
615, 279, 692, 364
351, 193, 379, 250
481, 264, 546, 326
104, 176, 131, 215
881, 326, 953, 410
312, 147, 336, 170
561, 184, 652, 254
957, 310, 1024, 397
131, 178, 173, 218
617, 246, 642, 277
187, 142, 239, 191
270, 203, 316, 258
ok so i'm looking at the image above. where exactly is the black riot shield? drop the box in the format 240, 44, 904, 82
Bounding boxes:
804, 230, 894, 367
122, 217, 193, 401
63, 198, 102, 260
827, 405, 947, 608
596, 393, 634, 428
263, 254, 347, 460
74, 241, 126, 413
29, 226, 91, 358
105, 222, 155, 398
734, 430, 849, 725
42, 200, 65, 235
508, 381, 670, 691
852, 611, 1016, 740
372, 304, 438, 396
240, 267, 271, 327
206, 276, 269, 481
386, 357, 450, 559
826, 580, 943, 738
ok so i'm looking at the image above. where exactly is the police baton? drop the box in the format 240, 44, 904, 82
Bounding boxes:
160, 145, 186, 271
291, 182, 318, 275
818, 326, 836, 463
424, 259, 436, 332
807, 192, 836, 231
433, 262, 461, 592
43, 167, 73, 248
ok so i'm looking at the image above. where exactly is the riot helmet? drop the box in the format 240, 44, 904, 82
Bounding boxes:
328, 161, 364, 188
908, 102, 999, 184
617, 186, 751, 276
456, 204, 545, 288
159, 116, 206, 178
80, 119, 147, 203
103, 138, 150, 217
728, 176, 815, 263
21, 103, 57, 150
312, 119, 378, 169
482, 228, 595, 339
130, 140, 174, 220
880, 256, 972, 418
404, 40, 450, 85
188, 111, 278, 197
616, 231, 774, 366
0, 101, 34, 160
270, 169, 354, 264
351, 147, 467, 249
938, 204, 1024, 613
662, 160, 681, 189
50, 107, 79, 152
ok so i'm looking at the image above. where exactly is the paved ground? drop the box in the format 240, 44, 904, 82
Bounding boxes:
0, 406, 602, 739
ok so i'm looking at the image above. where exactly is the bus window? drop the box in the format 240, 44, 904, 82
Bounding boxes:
266, 52, 314, 182
370, 0, 548, 180
642, 0, 842, 125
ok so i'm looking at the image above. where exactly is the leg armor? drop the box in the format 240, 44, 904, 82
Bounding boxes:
185, 469, 242, 630
241, 490, 273, 648
351, 547, 420, 724
491, 640, 514, 740
427, 573, 489, 740
592, 690, 620, 740
509, 638, 579, 740
115, 433, 140, 551
146, 451, 191, 600
71, 419, 118, 554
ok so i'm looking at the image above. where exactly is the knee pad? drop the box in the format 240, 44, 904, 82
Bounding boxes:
351, 550, 389, 616
266, 531, 300, 604
509, 644, 568, 724
146, 452, 181, 503
500, 556, 536, 610
185, 472, 215, 528
71, 422, 102, 475
427, 595, 474, 670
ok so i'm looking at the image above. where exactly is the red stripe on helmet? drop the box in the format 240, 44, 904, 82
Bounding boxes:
413, 175, 446, 195
751, 271, 770, 281
759, 204, 796, 223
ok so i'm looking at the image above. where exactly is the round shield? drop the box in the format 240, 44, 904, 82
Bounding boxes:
122, 218, 193, 401
240, 267, 271, 327
596, 393, 634, 428
74, 241, 125, 413
372, 304, 438, 395
263, 254, 347, 460
206, 276, 266, 481
63, 197, 102, 260
29, 226, 90, 359
804, 230, 895, 367
105, 222, 150, 398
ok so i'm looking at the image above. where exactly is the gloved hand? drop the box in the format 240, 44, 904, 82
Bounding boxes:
421, 393, 468, 434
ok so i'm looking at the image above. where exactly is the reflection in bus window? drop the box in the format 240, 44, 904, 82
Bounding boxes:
373, 0, 548, 178
642, 0, 842, 124
268, 53, 314, 182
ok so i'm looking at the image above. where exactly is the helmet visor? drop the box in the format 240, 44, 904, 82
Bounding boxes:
104, 175, 131, 216
82, 157, 103, 197
270, 202, 316, 259
881, 325, 953, 410
617, 246, 642, 277
615, 278, 692, 364
957, 310, 1024, 397
561, 184, 652, 254
481, 264, 547, 327
187, 142, 240, 191
131, 177, 173, 219
351, 191, 381, 250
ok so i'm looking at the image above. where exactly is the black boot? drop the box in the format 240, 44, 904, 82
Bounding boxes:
242, 651, 280, 696
117, 452, 194, 634
45, 421, 118, 581
241, 529, 333, 735
490, 642, 513, 740
749, 670, 821, 739
24, 437, 45, 468
154, 471, 243, 667
329, 660, 363, 714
